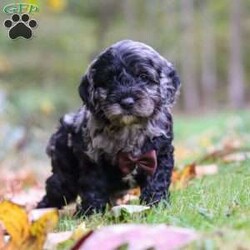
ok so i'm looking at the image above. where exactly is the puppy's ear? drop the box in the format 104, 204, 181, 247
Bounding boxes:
78, 75, 94, 109
160, 61, 181, 107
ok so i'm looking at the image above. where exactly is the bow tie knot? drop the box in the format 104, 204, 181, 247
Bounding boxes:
117, 150, 157, 176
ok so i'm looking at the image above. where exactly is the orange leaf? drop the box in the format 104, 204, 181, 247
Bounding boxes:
171, 164, 196, 189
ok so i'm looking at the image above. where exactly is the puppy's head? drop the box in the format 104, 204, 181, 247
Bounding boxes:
79, 40, 180, 126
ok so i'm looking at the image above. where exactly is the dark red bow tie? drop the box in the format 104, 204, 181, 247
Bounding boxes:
117, 150, 157, 176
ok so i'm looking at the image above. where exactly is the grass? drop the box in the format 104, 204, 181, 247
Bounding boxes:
57, 111, 250, 249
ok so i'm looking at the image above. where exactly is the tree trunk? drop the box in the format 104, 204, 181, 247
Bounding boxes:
201, 0, 217, 110
180, 0, 199, 112
96, 0, 117, 49
122, 0, 136, 37
228, 0, 245, 108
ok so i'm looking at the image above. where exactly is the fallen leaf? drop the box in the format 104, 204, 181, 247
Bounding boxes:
172, 163, 219, 189
29, 208, 57, 222
22, 209, 59, 250
110, 187, 140, 206
0, 200, 58, 250
111, 205, 150, 218
223, 152, 250, 163
72, 224, 197, 250
0, 223, 5, 249
195, 164, 218, 178
171, 163, 196, 189
0, 201, 30, 248
44, 231, 72, 250
71, 222, 91, 241
198, 146, 249, 164
45, 222, 91, 250
9, 187, 45, 210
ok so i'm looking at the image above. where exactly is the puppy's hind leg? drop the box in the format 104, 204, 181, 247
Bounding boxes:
37, 125, 79, 209
139, 139, 174, 206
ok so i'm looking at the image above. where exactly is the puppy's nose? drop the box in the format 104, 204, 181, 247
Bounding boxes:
120, 97, 135, 109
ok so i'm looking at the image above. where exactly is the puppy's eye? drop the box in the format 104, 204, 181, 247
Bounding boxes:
96, 87, 107, 99
139, 74, 149, 81
139, 74, 158, 85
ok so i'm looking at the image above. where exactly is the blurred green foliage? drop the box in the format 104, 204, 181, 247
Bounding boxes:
0, 0, 249, 126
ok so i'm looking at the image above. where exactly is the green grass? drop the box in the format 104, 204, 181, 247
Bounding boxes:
57, 112, 250, 249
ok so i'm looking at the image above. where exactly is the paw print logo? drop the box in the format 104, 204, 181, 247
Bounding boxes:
3, 14, 37, 40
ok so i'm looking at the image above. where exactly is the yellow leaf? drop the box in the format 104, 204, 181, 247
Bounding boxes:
0, 224, 6, 249
24, 209, 59, 250
0, 201, 29, 248
0, 201, 59, 250
71, 222, 90, 241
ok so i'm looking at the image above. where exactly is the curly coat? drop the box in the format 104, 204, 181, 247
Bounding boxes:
37, 40, 181, 215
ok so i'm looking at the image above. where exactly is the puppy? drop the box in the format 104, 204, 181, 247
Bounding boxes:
37, 40, 181, 215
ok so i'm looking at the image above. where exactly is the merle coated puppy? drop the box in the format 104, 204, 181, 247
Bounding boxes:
37, 40, 180, 215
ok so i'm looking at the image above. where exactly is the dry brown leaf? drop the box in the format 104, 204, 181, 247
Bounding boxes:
171, 164, 196, 189
172, 163, 219, 189
115, 188, 140, 205
195, 164, 218, 177
0, 200, 58, 250
223, 152, 250, 163
116, 194, 139, 205
198, 145, 249, 164
110, 187, 141, 206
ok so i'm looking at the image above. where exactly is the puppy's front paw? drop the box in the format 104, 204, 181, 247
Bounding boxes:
74, 202, 107, 217
36, 196, 62, 209
140, 191, 169, 207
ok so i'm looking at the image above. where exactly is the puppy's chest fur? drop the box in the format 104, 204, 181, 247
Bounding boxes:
64, 107, 168, 164
87, 119, 146, 161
